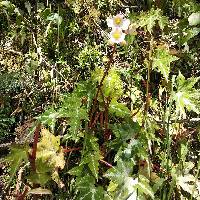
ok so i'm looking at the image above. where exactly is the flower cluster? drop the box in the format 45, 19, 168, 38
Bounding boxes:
107, 14, 130, 44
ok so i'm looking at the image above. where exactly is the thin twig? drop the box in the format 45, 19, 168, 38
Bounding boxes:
99, 159, 113, 168
63, 147, 81, 153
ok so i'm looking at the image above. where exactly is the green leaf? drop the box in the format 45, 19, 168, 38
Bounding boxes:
136, 175, 154, 199
105, 160, 138, 200
152, 48, 178, 81
109, 100, 130, 118
6, 145, 28, 181
81, 135, 103, 179
58, 89, 89, 141
28, 172, 51, 186
75, 175, 104, 200
91, 68, 123, 100
37, 108, 59, 130
68, 165, 84, 176
174, 72, 200, 118
181, 27, 200, 44
87, 152, 102, 179
104, 159, 133, 184
138, 9, 168, 32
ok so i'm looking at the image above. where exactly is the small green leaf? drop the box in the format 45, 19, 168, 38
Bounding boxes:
82, 151, 102, 180
68, 165, 84, 176
107, 181, 118, 192
109, 100, 130, 118
88, 152, 102, 179
136, 175, 154, 199
28, 172, 51, 186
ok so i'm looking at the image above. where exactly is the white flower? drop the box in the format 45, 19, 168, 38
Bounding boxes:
107, 14, 130, 30
109, 27, 126, 44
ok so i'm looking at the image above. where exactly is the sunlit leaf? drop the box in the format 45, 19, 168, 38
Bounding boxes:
152, 48, 178, 81
188, 12, 200, 26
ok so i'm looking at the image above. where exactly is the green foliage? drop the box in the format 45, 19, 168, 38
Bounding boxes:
173, 72, 200, 118
92, 67, 123, 100
1, 1, 200, 199
75, 175, 104, 200
6, 145, 29, 183
152, 48, 178, 81
138, 8, 168, 32
109, 100, 130, 118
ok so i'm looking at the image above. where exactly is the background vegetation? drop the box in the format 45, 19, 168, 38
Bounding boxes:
0, 0, 200, 199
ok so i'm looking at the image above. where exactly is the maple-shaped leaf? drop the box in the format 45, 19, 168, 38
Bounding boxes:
138, 9, 168, 33
75, 175, 104, 200
80, 134, 103, 179
58, 92, 88, 141
105, 159, 138, 200
82, 151, 103, 180
30, 128, 65, 186
174, 72, 200, 118
152, 48, 178, 81
6, 145, 28, 183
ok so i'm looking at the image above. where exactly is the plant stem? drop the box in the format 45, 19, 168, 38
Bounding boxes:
89, 45, 116, 128
29, 124, 41, 172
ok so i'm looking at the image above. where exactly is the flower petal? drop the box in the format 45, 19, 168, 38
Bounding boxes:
107, 18, 114, 28
109, 28, 125, 44
122, 19, 130, 30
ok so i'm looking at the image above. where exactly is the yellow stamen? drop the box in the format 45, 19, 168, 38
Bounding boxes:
112, 30, 121, 40
114, 16, 122, 25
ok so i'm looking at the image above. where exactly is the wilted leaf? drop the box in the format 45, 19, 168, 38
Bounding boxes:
28, 188, 52, 195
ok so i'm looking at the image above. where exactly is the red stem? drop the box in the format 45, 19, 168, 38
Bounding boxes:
29, 124, 41, 172
99, 159, 113, 168
89, 45, 116, 128
63, 147, 81, 153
